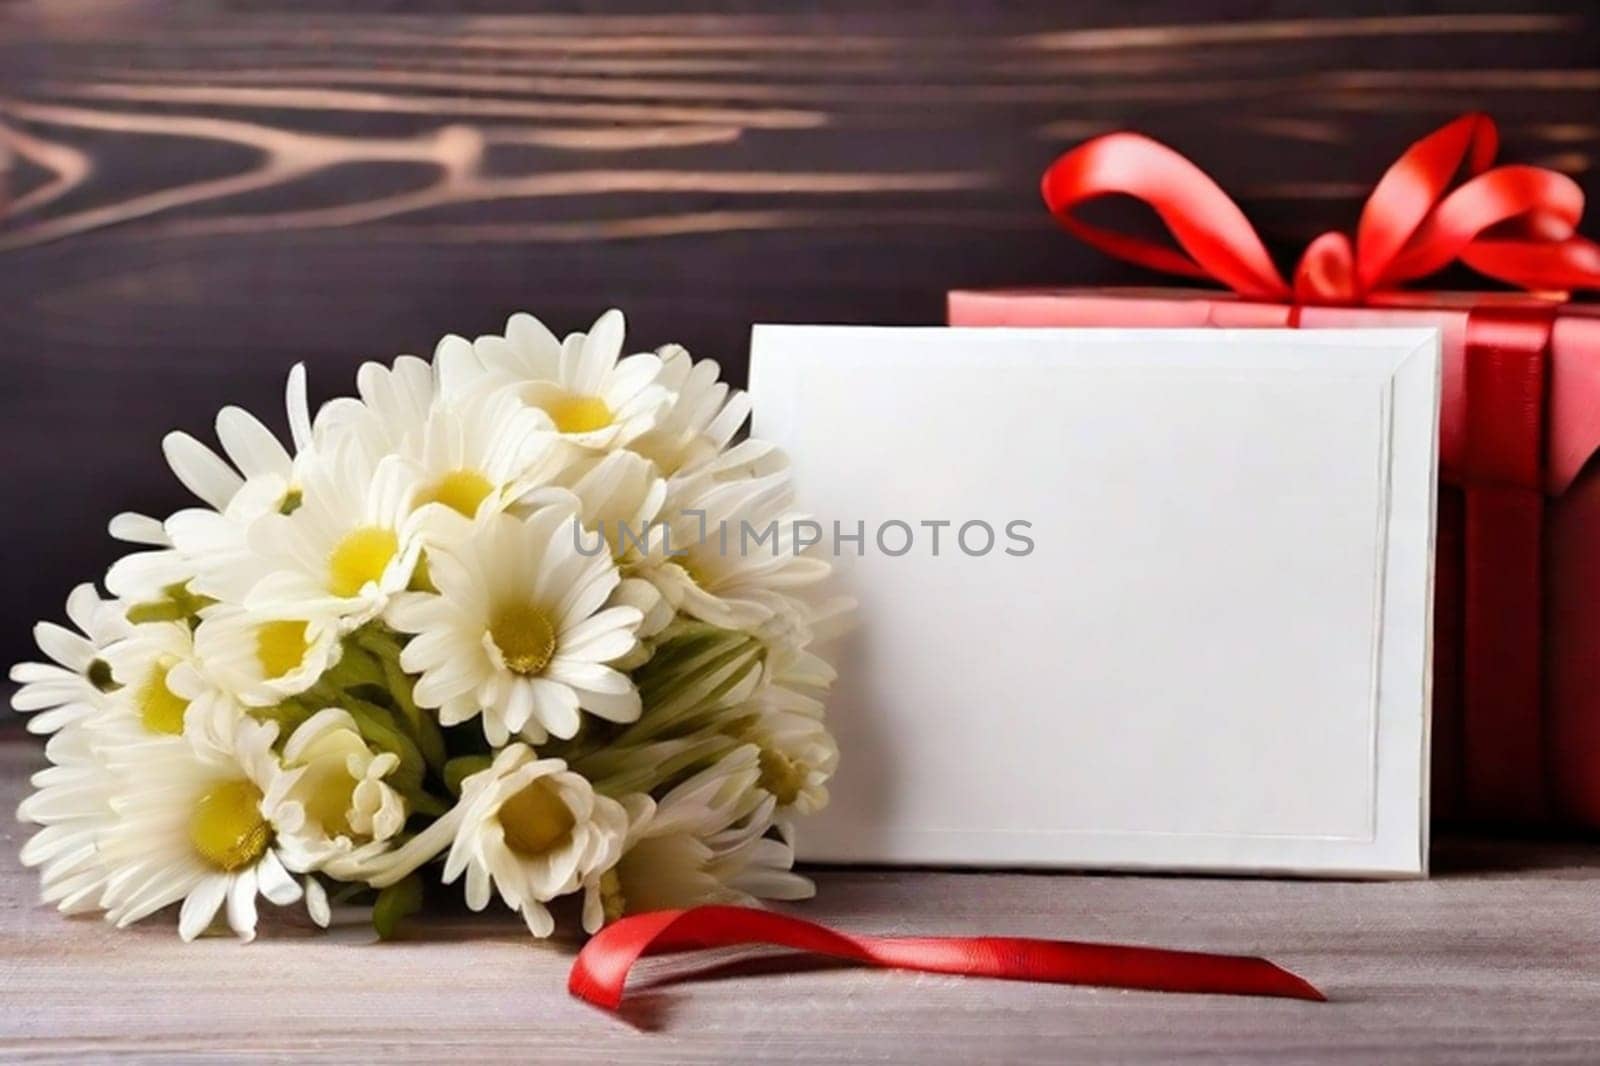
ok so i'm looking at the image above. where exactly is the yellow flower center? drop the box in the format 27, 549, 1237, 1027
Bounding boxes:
328, 526, 398, 597
489, 603, 557, 675
758, 747, 806, 807
416, 469, 494, 518
498, 779, 575, 856
255, 620, 311, 680
301, 765, 357, 839
136, 663, 189, 735
544, 394, 614, 435
189, 779, 271, 872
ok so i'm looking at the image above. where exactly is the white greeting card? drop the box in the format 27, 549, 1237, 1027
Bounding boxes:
750, 326, 1438, 878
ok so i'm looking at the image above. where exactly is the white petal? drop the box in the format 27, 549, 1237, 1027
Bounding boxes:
32, 622, 93, 672
558, 605, 641, 653
545, 658, 632, 694
521, 900, 555, 938
163, 431, 244, 510
528, 679, 581, 739
367, 804, 465, 888
504, 678, 535, 733
572, 683, 641, 724
257, 851, 302, 906
557, 625, 638, 665
304, 877, 331, 928
433, 334, 482, 399
465, 860, 492, 912
604, 353, 664, 406
109, 511, 170, 545
286, 363, 312, 452
227, 869, 260, 941
179, 876, 230, 942
413, 665, 476, 710
582, 884, 605, 933
216, 406, 292, 480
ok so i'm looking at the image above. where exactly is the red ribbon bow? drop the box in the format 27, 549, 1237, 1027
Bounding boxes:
1041, 112, 1600, 305
570, 904, 1324, 1012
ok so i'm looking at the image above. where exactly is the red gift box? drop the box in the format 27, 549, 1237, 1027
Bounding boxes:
949, 114, 1600, 828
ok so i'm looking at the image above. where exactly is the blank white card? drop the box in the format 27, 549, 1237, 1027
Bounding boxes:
750, 327, 1438, 878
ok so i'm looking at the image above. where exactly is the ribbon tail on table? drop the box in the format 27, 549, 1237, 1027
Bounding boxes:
569, 904, 1326, 1011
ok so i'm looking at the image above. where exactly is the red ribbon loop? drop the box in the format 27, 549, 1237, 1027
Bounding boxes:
1351, 111, 1499, 295
1041, 112, 1600, 305
569, 904, 1325, 1011
1040, 132, 1292, 301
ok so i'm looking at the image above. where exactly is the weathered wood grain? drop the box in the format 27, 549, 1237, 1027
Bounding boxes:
2, 733, 1599, 1062
1, 1, 1598, 664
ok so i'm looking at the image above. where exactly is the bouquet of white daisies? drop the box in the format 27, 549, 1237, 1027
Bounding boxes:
13, 310, 842, 941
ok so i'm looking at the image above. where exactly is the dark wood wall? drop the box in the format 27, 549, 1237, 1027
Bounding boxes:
2, 0, 1598, 662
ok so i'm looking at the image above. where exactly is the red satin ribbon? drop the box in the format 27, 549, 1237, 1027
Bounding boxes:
1041, 112, 1600, 304
1458, 306, 1556, 822
569, 905, 1325, 1011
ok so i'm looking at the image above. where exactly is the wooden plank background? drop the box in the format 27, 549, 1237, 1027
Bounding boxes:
2, 0, 1598, 665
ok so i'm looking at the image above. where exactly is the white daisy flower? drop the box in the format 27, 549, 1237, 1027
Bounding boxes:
97, 711, 307, 941
386, 506, 643, 745
9, 584, 129, 735
184, 605, 344, 708
521, 449, 674, 640
582, 745, 812, 931
158, 364, 312, 517
313, 335, 488, 459
14, 304, 845, 947
14, 597, 183, 917
474, 310, 667, 451
645, 472, 830, 631
730, 686, 839, 819
408, 387, 564, 525
18, 722, 122, 915
102, 515, 195, 605
369, 745, 628, 937
107, 366, 317, 600
274, 708, 406, 889
107, 477, 300, 608
325, 354, 435, 456
526, 449, 667, 559
240, 441, 425, 627
99, 620, 199, 737
628, 343, 776, 478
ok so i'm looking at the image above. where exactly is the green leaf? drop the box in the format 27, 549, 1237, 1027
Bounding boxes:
372, 874, 424, 941
380, 654, 446, 769
126, 582, 217, 626
406, 791, 450, 817
349, 626, 447, 771
340, 697, 429, 798
321, 643, 387, 691
444, 754, 493, 796
578, 732, 738, 796
624, 628, 764, 741
250, 700, 315, 737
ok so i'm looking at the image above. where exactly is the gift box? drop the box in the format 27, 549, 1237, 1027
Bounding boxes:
949, 114, 1600, 828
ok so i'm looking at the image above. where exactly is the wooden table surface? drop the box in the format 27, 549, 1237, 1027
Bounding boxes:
2, 735, 1598, 1062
